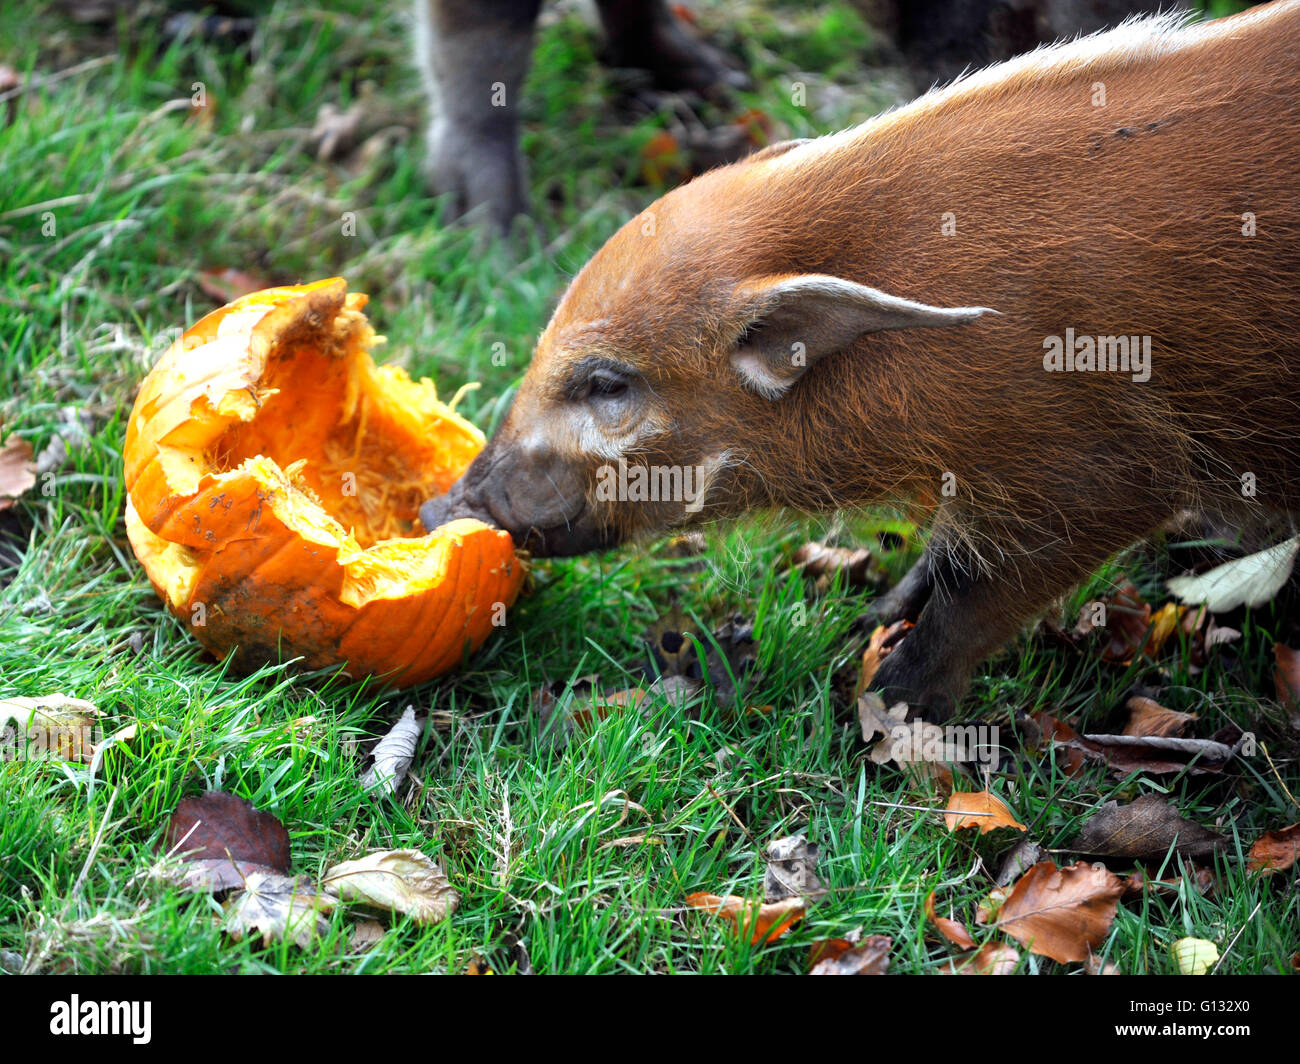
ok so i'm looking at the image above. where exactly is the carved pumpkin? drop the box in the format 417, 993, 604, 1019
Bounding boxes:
123, 278, 524, 687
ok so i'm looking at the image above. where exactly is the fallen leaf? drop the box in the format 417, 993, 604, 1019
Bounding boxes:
1123, 696, 1197, 738
1072, 794, 1226, 860
976, 887, 1010, 925
324, 849, 459, 925
857, 691, 909, 748
0, 693, 100, 763
793, 540, 880, 589
764, 835, 825, 903
1273, 645, 1300, 725
1032, 711, 1233, 777
944, 791, 1027, 835
938, 941, 1020, 975
570, 687, 647, 732
1170, 937, 1219, 975
1247, 823, 1300, 874
809, 934, 891, 975
995, 861, 1124, 964
163, 791, 292, 892
196, 267, 272, 304
0, 434, 36, 511
996, 838, 1047, 887
856, 619, 912, 694
809, 935, 858, 969
1077, 584, 1188, 664
640, 129, 688, 187
223, 872, 334, 949
924, 891, 975, 949
350, 919, 385, 951
1085, 954, 1121, 975
361, 706, 422, 795
685, 892, 804, 944
1167, 535, 1300, 612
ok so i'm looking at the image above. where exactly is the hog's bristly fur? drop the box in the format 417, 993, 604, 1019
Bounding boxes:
425, 1, 1300, 719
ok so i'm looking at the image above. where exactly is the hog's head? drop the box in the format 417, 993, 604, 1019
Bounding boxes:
420, 141, 995, 556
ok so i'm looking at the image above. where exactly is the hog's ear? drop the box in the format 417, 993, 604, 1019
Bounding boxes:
729, 274, 996, 399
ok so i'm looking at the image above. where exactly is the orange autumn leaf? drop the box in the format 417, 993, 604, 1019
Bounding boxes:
685, 892, 804, 944
944, 791, 1027, 834
924, 891, 976, 950
856, 619, 912, 694
1247, 823, 1300, 874
0, 433, 36, 511
1123, 696, 1197, 738
1274, 645, 1300, 715
995, 861, 1124, 964
809, 934, 891, 975
937, 941, 1020, 975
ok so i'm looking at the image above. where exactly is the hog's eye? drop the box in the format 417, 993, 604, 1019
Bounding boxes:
587, 373, 628, 399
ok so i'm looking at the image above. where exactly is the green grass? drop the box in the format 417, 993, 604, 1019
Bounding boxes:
1, 0, 1296, 975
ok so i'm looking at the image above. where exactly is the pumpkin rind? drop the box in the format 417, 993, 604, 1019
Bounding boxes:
123, 278, 524, 687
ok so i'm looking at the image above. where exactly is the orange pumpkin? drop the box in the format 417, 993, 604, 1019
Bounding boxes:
123, 278, 525, 687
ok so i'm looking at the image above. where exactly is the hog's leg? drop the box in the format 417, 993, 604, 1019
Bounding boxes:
860, 539, 951, 626
594, 0, 749, 93
867, 532, 1142, 721
416, 0, 540, 232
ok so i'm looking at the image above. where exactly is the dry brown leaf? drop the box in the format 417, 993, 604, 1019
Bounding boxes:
924, 891, 975, 949
809, 934, 891, 975
1072, 794, 1226, 860
996, 838, 1047, 887
1274, 645, 1300, 725
350, 919, 385, 952
196, 267, 272, 304
1123, 696, 1197, 738
1085, 954, 1121, 975
1032, 711, 1233, 777
0, 434, 36, 511
858, 691, 909, 747
938, 941, 1020, 975
793, 540, 879, 588
223, 872, 335, 949
809, 936, 857, 969
764, 835, 825, 903
995, 861, 1124, 964
856, 620, 912, 694
324, 849, 459, 925
1247, 823, 1300, 874
0, 694, 100, 763
685, 892, 804, 944
162, 790, 292, 892
361, 707, 422, 795
640, 129, 688, 187
944, 791, 1027, 835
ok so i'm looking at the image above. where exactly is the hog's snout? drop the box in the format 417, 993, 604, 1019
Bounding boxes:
420, 444, 613, 558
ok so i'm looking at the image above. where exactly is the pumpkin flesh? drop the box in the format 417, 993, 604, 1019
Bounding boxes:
124, 278, 523, 686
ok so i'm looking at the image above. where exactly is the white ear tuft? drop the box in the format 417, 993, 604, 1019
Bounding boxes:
729, 274, 997, 399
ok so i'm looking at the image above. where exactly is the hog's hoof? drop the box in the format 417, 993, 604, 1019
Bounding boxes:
606, 17, 750, 96
424, 122, 528, 235
868, 653, 960, 724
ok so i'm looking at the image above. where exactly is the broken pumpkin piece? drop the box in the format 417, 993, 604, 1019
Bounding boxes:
123, 279, 525, 687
